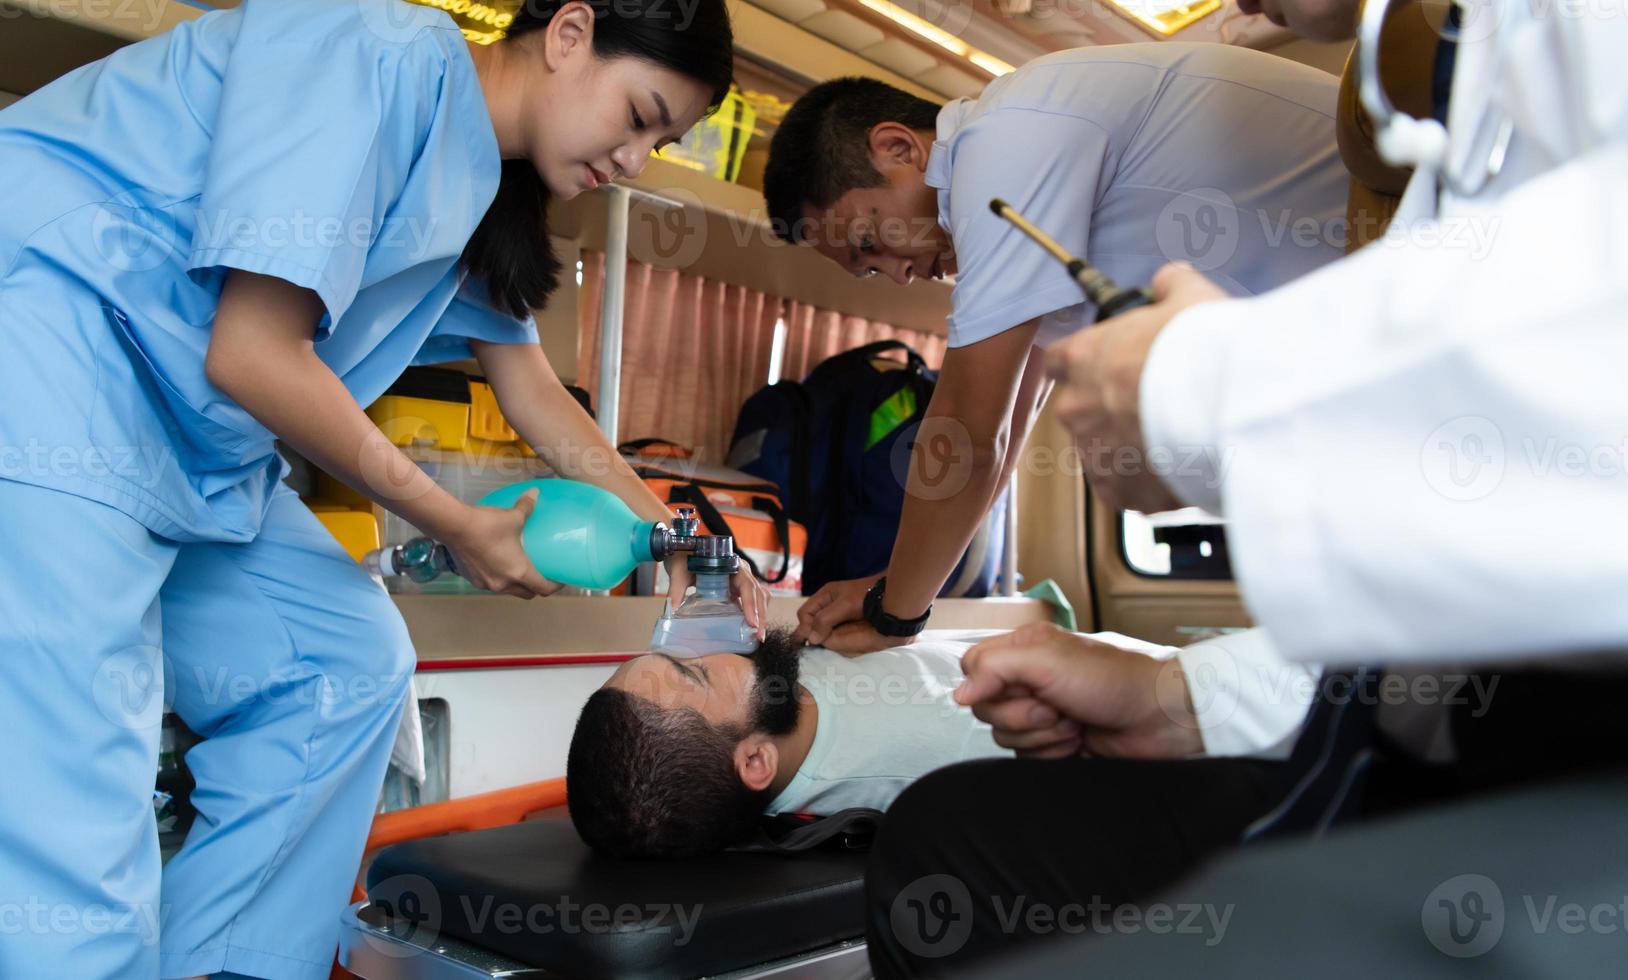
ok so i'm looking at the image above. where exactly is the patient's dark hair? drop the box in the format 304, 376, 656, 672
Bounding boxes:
567, 629, 803, 859
763, 77, 942, 245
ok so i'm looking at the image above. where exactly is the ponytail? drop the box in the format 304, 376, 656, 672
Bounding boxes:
463, 159, 561, 318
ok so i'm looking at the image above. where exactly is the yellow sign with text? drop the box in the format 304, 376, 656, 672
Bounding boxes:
403, 0, 521, 44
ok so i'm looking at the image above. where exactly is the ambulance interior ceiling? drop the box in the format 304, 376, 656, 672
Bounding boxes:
723, 0, 1357, 93
0, 0, 1352, 110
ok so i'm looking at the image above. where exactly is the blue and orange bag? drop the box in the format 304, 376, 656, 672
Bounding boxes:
726, 341, 1006, 597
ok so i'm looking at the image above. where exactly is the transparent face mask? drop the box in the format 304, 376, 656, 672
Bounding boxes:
651, 537, 756, 657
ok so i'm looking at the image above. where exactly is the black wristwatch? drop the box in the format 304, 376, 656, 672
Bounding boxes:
863, 577, 931, 638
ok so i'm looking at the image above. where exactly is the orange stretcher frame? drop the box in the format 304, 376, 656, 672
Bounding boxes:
332, 777, 569, 979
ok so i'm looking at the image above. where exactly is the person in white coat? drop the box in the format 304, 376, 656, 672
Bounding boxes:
866, 1, 1628, 976
1042, 1, 1628, 666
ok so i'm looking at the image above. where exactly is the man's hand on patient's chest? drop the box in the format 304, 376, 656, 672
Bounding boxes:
817, 620, 911, 657
955, 623, 1204, 759
794, 574, 883, 647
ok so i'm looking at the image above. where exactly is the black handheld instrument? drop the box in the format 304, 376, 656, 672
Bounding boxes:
989, 198, 1154, 321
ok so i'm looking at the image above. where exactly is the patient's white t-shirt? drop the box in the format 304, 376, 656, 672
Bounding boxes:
763, 631, 1014, 816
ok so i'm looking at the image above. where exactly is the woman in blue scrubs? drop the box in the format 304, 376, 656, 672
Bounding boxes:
0, 1, 762, 977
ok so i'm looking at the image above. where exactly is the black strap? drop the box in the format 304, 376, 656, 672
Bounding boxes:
813, 382, 857, 590
618, 437, 688, 455
841, 339, 925, 373
749, 495, 792, 585
729, 808, 885, 854
631, 465, 782, 499
784, 382, 814, 523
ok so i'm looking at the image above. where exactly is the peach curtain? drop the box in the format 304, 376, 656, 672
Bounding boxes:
577, 252, 947, 464
778, 300, 946, 381
577, 252, 781, 463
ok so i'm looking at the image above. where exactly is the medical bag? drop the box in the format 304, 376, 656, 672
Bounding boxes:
725, 340, 1007, 597
620, 442, 808, 596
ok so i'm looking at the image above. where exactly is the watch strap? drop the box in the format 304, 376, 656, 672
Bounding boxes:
863, 576, 931, 637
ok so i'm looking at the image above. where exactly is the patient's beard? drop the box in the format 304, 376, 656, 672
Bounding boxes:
747, 641, 803, 737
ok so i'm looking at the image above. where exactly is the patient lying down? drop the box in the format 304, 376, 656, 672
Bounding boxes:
566, 628, 1014, 859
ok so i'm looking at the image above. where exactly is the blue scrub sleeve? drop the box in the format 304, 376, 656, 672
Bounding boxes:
187, 12, 447, 338
412, 275, 541, 365
943, 109, 1112, 347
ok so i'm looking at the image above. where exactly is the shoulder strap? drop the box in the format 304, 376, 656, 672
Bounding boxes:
619, 437, 692, 457
749, 495, 793, 584
842, 340, 925, 372
785, 382, 815, 522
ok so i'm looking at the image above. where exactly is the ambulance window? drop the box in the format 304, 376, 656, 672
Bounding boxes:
1120, 509, 1233, 579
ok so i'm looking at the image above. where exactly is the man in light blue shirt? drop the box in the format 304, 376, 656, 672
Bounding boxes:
764, 43, 1347, 654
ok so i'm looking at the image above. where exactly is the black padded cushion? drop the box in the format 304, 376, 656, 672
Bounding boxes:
366, 812, 868, 979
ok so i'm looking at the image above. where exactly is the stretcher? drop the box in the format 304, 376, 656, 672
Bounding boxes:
338, 779, 871, 979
